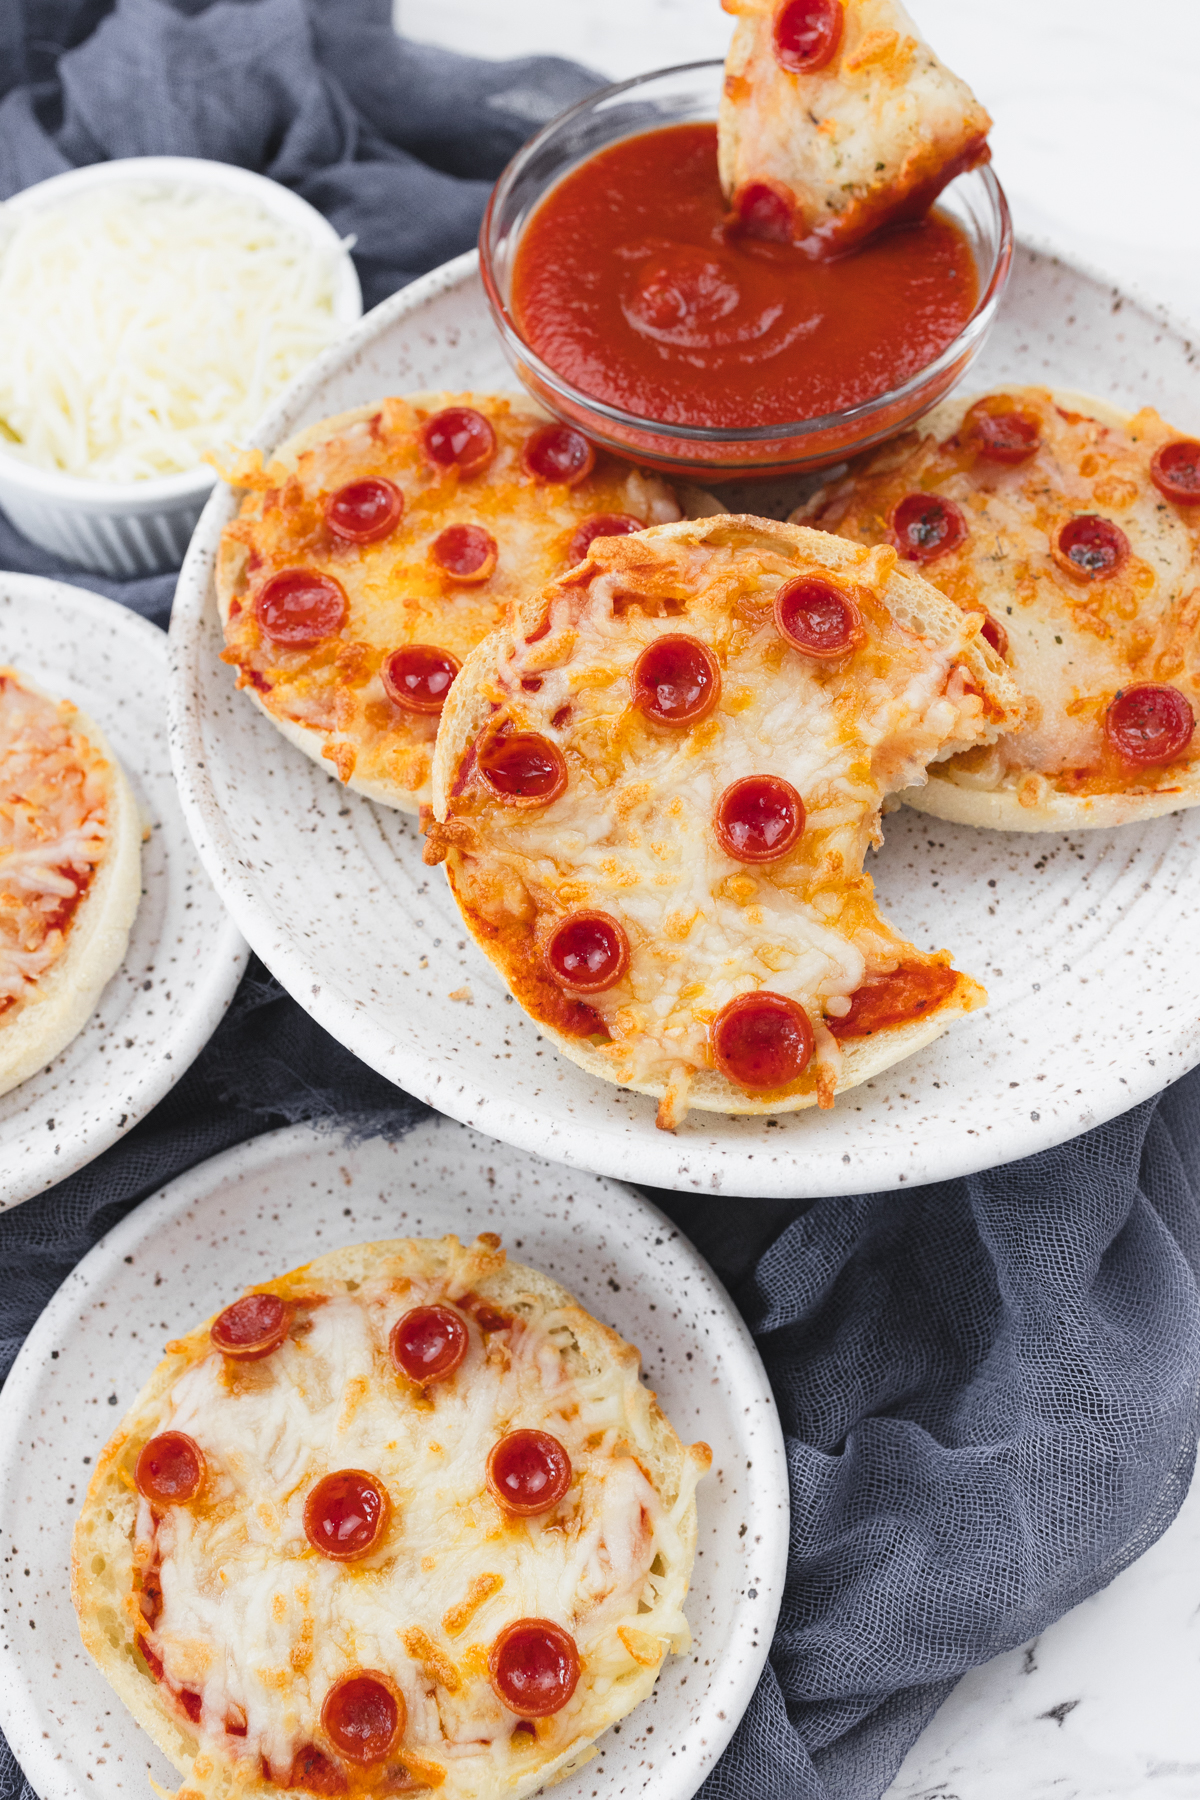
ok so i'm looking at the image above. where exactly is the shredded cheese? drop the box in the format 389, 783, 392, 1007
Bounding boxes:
0, 183, 346, 481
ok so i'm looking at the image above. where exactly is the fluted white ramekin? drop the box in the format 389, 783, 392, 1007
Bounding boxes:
0, 157, 362, 578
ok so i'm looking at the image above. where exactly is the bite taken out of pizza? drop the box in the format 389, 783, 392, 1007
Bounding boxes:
216, 393, 717, 814
0, 667, 142, 1095
718, 0, 992, 253
425, 517, 1023, 1130
797, 386, 1200, 829
72, 1234, 710, 1800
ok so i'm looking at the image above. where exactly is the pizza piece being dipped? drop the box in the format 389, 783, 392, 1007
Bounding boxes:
0, 668, 142, 1095
425, 517, 1023, 1129
797, 386, 1200, 828
718, 0, 991, 253
217, 392, 717, 813
73, 1233, 711, 1800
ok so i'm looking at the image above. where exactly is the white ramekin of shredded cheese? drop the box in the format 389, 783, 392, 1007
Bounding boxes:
0, 157, 361, 577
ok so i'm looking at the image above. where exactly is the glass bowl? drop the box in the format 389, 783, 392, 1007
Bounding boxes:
480, 61, 1013, 481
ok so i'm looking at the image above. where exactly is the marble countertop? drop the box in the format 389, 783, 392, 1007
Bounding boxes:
395, 2, 1200, 1792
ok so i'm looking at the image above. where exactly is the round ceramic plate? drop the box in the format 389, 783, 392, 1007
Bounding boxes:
0, 1117, 788, 1800
0, 574, 247, 1208
168, 246, 1200, 1197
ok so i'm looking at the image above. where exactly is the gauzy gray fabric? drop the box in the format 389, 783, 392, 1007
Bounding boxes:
2, 7, 1200, 1800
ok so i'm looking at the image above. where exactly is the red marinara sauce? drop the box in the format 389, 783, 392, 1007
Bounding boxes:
510, 123, 978, 430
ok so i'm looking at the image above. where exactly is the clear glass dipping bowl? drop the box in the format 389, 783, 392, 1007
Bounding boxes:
480, 61, 1013, 481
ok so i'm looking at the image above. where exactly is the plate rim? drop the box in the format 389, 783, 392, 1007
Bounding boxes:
165, 243, 1200, 1196
0, 1115, 790, 1800
1, 570, 248, 1208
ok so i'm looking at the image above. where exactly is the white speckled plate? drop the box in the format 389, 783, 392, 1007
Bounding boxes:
0, 574, 247, 1208
168, 245, 1200, 1197
0, 1117, 787, 1800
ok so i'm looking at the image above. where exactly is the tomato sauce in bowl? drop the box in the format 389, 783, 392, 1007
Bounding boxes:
511, 123, 978, 432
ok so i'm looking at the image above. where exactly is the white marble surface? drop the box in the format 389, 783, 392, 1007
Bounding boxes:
390, 2, 1200, 1794
884, 1466, 1200, 1799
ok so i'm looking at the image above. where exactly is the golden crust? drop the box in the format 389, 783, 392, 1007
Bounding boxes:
431, 516, 1021, 1124
72, 1235, 708, 1800
215, 393, 717, 815
797, 386, 1200, 830
0, 669, 142, 1095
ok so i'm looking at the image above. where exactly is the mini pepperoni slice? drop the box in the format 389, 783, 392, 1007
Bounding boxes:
321, 1673, 404, 1764
324, 478, 404, 545
523, 425, 595, 487
567, 513, 642, 564
891, 494, 967, 564
544, 912, 629, 993
490, 1620, 580, 1718
432, 523, 498, 582
135, 1433, 206, 1506
255, 570, 348, 646
979, 613, 1009, 658
1054, 514, 1129, 581
961, 397, 1041, 466
1150, 439, 1200, 505
773, 0, 844, 71
715, 776, 805, 863
422, 407, 496, 478
390, 1304, 468, 1384
478, 731, 568, 804
1104, 684, 1195, 767
487, 1430, 572, 1516
710, 992, 814, 1091
303, 1471, 390, 1561
733, 181, 794, 244
631, 634, 721, 726
210, 1292, 290, 1360
382, 645, 460, 714
774, 577, 863, 658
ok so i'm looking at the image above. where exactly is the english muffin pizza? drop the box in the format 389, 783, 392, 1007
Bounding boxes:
73, 1233, 709, 1800
425, 517, 1023, 1129
0, 668, 141, 1095
216, 393, 714, 813
798, 386, 1200, 828
718, 0, 991, 251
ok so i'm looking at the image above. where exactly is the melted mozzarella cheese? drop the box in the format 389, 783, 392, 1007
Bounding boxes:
439, 525, 1015, 1098
718, 0, 991, 251
803, 388, 1200, 799
219, 395, 682, 806
0, 671, 110, 1010
137, 1269, 697, 1790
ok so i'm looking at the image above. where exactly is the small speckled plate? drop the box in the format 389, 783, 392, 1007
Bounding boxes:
169, 246, 1200, 1197
0, 1117, 788, 1800
0, 574, 247, 1208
